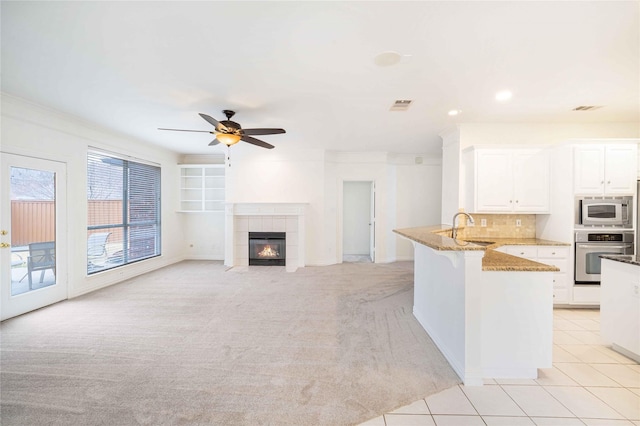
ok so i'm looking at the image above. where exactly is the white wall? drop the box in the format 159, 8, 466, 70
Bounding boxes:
395, 158, 443, 261
324, 152, 394, 264
224, 147, 327, 265
324, 152, 441, 264
224, 149, 439, 265
1, 94, 183, 298
440, 127, 461, 224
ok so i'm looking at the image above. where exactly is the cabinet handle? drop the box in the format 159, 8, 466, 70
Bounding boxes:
520, 252, 525, 255
510, 200, 513, 203
607, 181, 611, 184
516, 200, 519, 203
552, 252, 556, 255
601, 181, 604, 184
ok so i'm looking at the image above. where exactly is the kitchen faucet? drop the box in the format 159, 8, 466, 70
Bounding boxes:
451, 212, 475, 239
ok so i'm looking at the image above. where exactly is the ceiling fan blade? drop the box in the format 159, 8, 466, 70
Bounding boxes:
241, 128, 286, 136
158, 128, 213, 133
208, 139, 221, 146
241, 135, 274, 149
199, 113, 228, 131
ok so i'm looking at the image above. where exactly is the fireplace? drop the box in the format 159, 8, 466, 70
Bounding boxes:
249, 232, 286, 266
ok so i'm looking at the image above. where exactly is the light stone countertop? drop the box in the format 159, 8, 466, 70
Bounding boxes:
394, 225, 570, 272
600, 254, 640, 267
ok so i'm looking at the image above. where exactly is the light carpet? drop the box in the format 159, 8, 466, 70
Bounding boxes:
1, 261, 460, 425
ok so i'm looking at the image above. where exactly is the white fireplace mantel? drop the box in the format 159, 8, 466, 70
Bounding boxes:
224, 203, 307, 271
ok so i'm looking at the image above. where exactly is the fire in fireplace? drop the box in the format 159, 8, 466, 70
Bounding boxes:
249, 232, 286, 266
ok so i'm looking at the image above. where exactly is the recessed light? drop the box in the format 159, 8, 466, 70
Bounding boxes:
495, 90, 513, 102
448, 110, 461, 116
374, 51, 402, 67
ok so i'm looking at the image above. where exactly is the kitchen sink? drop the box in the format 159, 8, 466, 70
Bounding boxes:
463, 240, 495, 247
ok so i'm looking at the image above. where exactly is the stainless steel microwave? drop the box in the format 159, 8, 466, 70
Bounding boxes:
576, 196, 632, 227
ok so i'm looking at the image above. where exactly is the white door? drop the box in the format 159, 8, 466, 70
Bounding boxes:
343, 181, 373, 261
1, 153, 67, 320
369, 181, 376, 262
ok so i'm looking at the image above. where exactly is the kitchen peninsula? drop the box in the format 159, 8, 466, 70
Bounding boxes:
395, 225, 567, 385
600, 256, 640, 363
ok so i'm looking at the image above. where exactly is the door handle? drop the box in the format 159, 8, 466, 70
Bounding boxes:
577, 244, 630, 250
0, 242, 10, 248
0, 230, 7, 235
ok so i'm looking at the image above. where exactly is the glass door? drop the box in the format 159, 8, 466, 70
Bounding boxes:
1, 153, 67, 320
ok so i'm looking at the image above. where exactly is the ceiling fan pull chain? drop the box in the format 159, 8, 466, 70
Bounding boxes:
227, 146, 232, 168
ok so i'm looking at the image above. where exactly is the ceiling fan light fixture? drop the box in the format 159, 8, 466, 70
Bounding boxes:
216, 133, 242, 146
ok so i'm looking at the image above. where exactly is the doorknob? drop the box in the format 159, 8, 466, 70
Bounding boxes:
0, 242, 10, 248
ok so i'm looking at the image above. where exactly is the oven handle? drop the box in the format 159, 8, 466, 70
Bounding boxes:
576, 244, 633, 250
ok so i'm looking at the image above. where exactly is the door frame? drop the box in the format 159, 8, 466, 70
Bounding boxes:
337, 179, 376, 263
1, 152, 68, 320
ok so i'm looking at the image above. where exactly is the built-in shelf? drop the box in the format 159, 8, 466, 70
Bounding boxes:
178, 165, 225, 212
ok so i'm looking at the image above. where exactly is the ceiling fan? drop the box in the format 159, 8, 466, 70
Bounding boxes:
159, 110, 285, 149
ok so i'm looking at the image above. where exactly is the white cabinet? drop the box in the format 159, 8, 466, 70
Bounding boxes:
498, 245, 570, 304
467, 148, 550, 213
179, 165, 225, 212
574, 144, 637, 195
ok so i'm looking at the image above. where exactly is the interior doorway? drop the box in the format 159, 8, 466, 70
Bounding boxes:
342, 181, 375, 263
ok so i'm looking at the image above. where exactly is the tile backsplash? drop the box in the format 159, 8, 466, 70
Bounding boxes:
455, 214, 536, 239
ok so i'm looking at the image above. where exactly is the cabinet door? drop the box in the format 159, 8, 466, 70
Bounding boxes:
604, 145, 637, 195
475, 150, 513, 212
574, 146, 605, 195
513, 150, 550, 213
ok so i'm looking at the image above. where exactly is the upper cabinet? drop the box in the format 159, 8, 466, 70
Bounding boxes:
574, 144, 637, 195
465, 148, 550, 213
178, 165, 225, 212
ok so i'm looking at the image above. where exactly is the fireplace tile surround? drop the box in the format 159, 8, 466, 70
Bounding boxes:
225, 203, 307, 272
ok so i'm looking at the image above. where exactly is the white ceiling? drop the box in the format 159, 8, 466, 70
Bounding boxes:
1, 1, 638, 156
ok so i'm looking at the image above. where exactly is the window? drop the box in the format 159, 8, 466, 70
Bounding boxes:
87, 151, 161, 274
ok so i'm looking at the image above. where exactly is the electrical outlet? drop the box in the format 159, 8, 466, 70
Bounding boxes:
516, 219, 522, 227
480, 219, 487, 227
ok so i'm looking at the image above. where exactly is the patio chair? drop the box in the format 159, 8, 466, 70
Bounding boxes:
26, 241, 56, 289
87, 232, 111, 266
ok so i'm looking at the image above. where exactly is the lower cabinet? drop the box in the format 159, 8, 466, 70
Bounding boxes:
497, 245, 571, 305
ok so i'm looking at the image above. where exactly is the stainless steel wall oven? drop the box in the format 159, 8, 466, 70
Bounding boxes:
575, 231, 634, 284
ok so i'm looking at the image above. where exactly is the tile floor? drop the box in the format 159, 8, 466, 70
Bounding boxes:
360, 308, 640, 426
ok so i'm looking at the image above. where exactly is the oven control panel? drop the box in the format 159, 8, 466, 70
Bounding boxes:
575, 231, 634, 243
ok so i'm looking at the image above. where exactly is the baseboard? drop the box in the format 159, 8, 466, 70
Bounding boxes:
394, 255, 414, 262
69, 255, 185, 298
184, 255, 224, 261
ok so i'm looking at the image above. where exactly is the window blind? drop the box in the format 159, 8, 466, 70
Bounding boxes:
87, 151, 161, 274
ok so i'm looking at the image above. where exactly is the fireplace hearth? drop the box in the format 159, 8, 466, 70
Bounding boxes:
249, 232, 286, 266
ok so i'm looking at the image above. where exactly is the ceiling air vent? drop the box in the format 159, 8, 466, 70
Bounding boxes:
573, 105, 603, 111
390, 99, 413, 111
